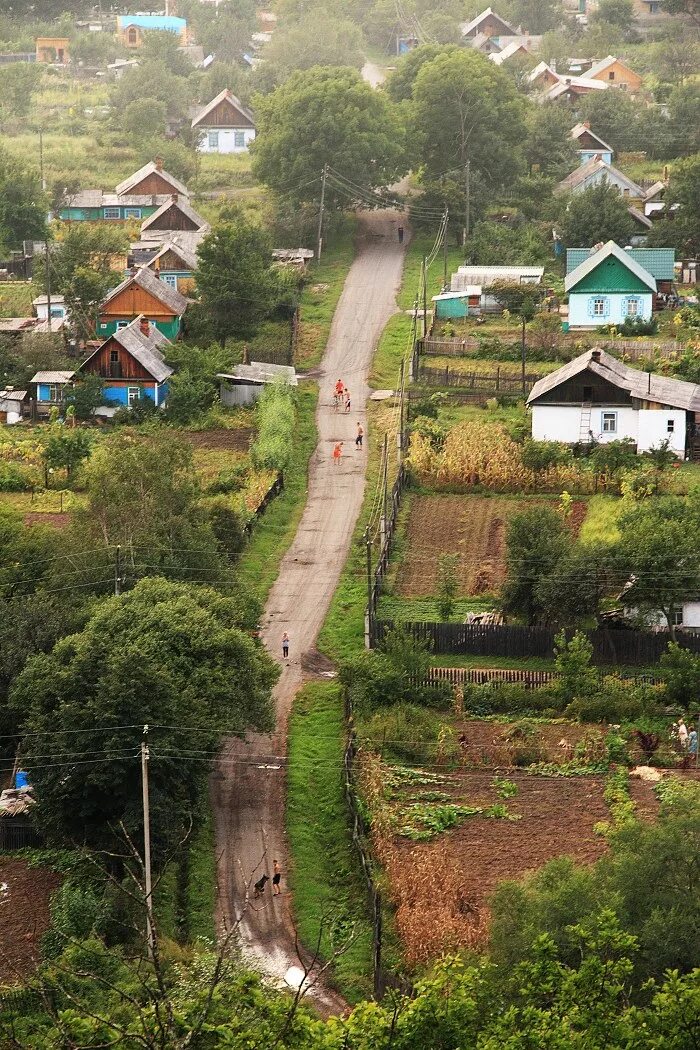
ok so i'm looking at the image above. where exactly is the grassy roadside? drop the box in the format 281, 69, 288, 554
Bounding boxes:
295, 224, 357, 371
286, 681, 373, 1004
370, 232, 464, 389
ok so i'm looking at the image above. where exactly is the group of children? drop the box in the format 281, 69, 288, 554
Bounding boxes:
332, 378, 363, 466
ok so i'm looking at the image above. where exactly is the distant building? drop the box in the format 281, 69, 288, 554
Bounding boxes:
217, 362, 297, 406
569, 122, 613, 165
58, 159, 191, 223
540, 75, 608, 101
555, 156, 645, 200
450, 265, 544, 313
29, 370, 75, 417
33, 295, 68, 322
139, 196, 209, 237
585, 55, 642, 93
78, 316, 173, 412
461, 7, 517, 40
117, 15, 188, 49
0, 388, 28, 425
36, 37, 70, 63
136, 238, 198, 294
115, 159, 190, 200
564, 241, 675, 329
191, 89, 256, 154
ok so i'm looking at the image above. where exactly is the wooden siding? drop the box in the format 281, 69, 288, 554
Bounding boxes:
127, 172, 183, 196
203, 97, 254, 129
577, 129, 607, 150
145, 205, 199, 231
154, 248, 190, 271
533, 369, 632, 406
81, 337, 155, 381
589, 61, 642, 91
101, 285, 176, 321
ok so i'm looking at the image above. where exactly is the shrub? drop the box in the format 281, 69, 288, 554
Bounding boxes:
566, 678, 663, 724
208, 498, 247, 556
250, 382, 296, 473
462, 682, 559, 717
207, 464, 248, 494
42, 882, 109, 958
660, 641, 700, 707
521, 439, 569, 473
554, 630, 597, 703
0, 462, 32, 491
360, 704, 449, 763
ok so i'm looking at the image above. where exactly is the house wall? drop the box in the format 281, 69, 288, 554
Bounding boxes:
589, 61, 642, 91
196, 127, 256, 153
435, 297, 469, 319
572, 167, 640, 196
58, 204, 161, 222
99, 316, 180, 340
0, 401, 23, 424
531, 404, 686, 454
220, 381, 264, 406
102, 380, 161, 405
568, 291, 653, 327
35, 303, 66, 320
638, 408, 685, 455
578, 149, 613, 164
127, 173, 183, 196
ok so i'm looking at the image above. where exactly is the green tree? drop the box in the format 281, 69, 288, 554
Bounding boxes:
505, 0, 563, 31
647, 154, 700, 258
502, 505, 571, 624
661, 0, 700, 24
138, 29, 193, 76
412, 50, 527, 201
660, 641, 700, 708
196, 218, 281, 344
536, 545, 616, 628
578, 90, 645, 152
559, 182, 635, 247
437, 553, 459, 621
0, 63, 42, 120
385, 43, 459, 102
251, 66, 407, 209
0, 154, 47, 253
120, 97, 168, 145
65, 375, 109, 420
41, 427, 93, 484
10, 577, 277, 855
554, 628, 598, 701
591, 0, 635, 28
112, 60, 189, 123
524, 105, 579, 179
261, 10, 365, 85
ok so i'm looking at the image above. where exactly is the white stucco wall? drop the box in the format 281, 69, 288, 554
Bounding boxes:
531, 404, 687, 456
637, 408, 685, 456
568, 291, 653, 328
625, 602, 700, 629
196, 127, 256, 153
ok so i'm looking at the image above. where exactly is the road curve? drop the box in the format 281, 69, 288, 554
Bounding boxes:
211, 211, 406, 1014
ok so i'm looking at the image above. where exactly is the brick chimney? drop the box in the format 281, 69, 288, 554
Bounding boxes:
155, 155, 164, 172
171, 193, 179, 203
591, 349, 601, 362
139, 317, 150, 336
583, 120, 591, 129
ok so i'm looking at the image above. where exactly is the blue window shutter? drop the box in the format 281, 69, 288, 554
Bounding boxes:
603, 297, 610, 317
588, 297, 595, 318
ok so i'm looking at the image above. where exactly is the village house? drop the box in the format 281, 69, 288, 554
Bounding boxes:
217, 362, 297, 406
585, 55, 642, 93
98, 266, 188, 340
527, 348, 697, 457
139, 196, 209, 238
132, 239, 198, 294
35, 36, 70, 63
191, 89, 256, 153
77, 316, 173, 412
540, 76, 608, 102
29, 370, 75, 417
564, 242, 675, 329
570, 122, 613, 165
117, 14, 189, 49
527, 62, 560, 88
58, 159, 190, 222
555, 156, 645, 199
461, 7, 517, 40
0, 388, 28, 425
444, 265, 544, 315
488, 40, 534, 64
32, 295, 68, 323
115, 160, 190, 200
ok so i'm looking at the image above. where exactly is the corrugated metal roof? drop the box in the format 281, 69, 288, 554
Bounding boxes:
30, 371, 75, 383
565, 242, 656, 293
64, 191, 173, 209
555, 156, 643, 196
566, 246, 675, 280
451, 265, 543, 291
218, 362, 297, 386
527, 348, 700, 411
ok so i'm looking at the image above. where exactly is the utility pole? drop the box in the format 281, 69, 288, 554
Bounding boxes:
381, 432, 389, 549
443, 208, 449, 291
422, 256, 428, 339
398, 357, 405, 463
45, 234, 52, 334
462, 160, 471, 248
39, 129, 45, 192
364, 527, 373, 643
521, 313, 527, 398
114, 544, 122, 596
316, 164, 328, 263
141, 725, 154, 961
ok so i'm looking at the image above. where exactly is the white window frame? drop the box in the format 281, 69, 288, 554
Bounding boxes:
233, 130, 245, 148
669, 609, 683, 627
626, 297, 639, 315
207, 131, 219, 148
127, 387, 141, 406
160, 273, 177, 288
593, 297, 606, 316
601, 411, 617, 434
116, 320, 129, 329
103, 206, 120, 219
123, 207, 142, 219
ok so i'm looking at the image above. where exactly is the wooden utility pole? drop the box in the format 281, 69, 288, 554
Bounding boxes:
114, 544, 122, 596
381, 432, 389, 546
422, 256, 428, 339
462, 160, 471, 247
398, 357, 405, 462
141, 726, 154, 961
364, 527, 373, 639
443, 208, 449, 290
316, 164, 328, 262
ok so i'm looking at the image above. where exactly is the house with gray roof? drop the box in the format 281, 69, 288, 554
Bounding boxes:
77, 315, 173, 413
527, 347, 696, 457
555, 156, 645, 199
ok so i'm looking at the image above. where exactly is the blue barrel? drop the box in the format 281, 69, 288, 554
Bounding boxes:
14, 770, 29, 789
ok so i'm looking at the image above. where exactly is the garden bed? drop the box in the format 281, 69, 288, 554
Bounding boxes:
0, 857, 61, 985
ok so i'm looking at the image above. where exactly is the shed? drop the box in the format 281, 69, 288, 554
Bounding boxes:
217, 362, 297, 406
29, 370, 75, 415
432, 288, 481, 318
33, 294, 67, 321
0, 388, 28, 424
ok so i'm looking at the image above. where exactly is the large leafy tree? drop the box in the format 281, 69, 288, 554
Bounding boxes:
251, 66, 408, 209
385, 43, 459, 102
559, 181, 636, 247
0, 154, 47, 254
505, 0, 563, 32
260, 10, 365, 85
502, 505, 571, 624
524, 105, 578, 179
10, 578, 278, 856
646, 154, 700, 258
0, 64, 42, 120
411, 50, 527, 217
195, 216, 282, 343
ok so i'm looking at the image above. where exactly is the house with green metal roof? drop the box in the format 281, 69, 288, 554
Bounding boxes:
564, 241, 668, 329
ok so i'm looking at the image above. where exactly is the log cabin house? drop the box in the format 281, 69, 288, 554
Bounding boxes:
98, 266, 188, 340
78, 316, 173, 411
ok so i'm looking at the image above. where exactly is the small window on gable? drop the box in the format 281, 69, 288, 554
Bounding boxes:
602, 411, 617, 434
667, 419, 675, 433
583, 385, 593, 401
608, 70, 615, 80
110, 349, 119, 363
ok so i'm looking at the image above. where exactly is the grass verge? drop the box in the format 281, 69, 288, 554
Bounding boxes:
296, 225, 357, 371
287, 681, 374, 1004
238, 384, 318, 603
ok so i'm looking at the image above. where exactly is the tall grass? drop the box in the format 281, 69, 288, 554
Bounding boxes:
250, 382, 296, 473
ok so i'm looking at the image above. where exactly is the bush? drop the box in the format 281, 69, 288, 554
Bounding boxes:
566, 678, 663, 724
659, 641, 700, 708
619, 315, 658, 336
42, 882, 109, 958
0, 462, 32, 491
462, 682, 560, 717
359, 704, 449, 763
208, 497, 247, 556
521, 439, 569, 472
207, 464, 248, 494
250, 382, 296, 473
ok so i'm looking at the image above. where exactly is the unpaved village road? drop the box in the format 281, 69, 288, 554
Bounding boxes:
212, 211, 406, 1014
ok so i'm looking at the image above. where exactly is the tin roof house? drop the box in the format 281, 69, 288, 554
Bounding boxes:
58, 158, 190, 222
78, 316, 173, 413
527, 347, 699, 458
191, 89, 256, 154
564, 241, 674, 329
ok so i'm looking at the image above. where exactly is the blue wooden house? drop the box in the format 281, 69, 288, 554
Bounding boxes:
570, 122, 613, 165
565, 242, 674, 329
58, 160, 190, 222
29, 370, 76, 416
77, 316, 173, 411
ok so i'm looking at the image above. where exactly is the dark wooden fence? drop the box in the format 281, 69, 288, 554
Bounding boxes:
416, 364, 540, 393
243, 473, 284, 537
424, 665, 662, 689
370, 621, 700, 666
417, 335, 682, 359
0, 817, 42, 851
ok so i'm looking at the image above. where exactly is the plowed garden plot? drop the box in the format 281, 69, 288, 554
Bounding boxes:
184, 428, 254, 451
396, 495, 586, 597
0, 858, 61, 984
375, 770, 609, 966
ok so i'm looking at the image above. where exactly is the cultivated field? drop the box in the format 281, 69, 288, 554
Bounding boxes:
395, 494, 586, 598
0, 858, 61, 984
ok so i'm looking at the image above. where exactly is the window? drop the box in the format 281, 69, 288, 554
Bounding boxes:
123, 207, 142, 219
50, 306, 63, 318
602, 411, 617, 433
160, 273, 177, 288
608, 70, 615, 80
207, 131, 219, 148
48, 384, 61, 402
127, 387, 141, 406
648, 1, 660, 11
103, 207, 120, 219
128, 27, 137, 44
626, 297, 639, 315
593, 297, 606, 316
110, 350, 119, 363
670, 609, 683, 627
116, 320, 129, 329
234, 130, 245, 148
667, 419, 675, 433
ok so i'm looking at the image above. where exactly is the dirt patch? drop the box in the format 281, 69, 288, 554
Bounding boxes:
23, 513, 70, 529
185, 428, 254, 452
0, 858, 61, 984
300, 649, 337, 676
457, 718, 603, 767
379, 771, 609, 965
628, 777, 660, 822
567, 500, 587, 537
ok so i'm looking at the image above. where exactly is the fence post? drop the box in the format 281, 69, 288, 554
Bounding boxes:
496, 366, 500, 391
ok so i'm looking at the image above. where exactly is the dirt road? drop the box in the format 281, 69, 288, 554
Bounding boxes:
212, 211, 406, 1013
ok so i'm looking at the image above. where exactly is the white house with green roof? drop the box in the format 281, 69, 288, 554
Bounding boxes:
564, 241, 674, 329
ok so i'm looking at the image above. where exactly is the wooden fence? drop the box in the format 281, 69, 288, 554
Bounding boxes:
417, 334, 682, 360
425, 665, 662, 689
0, 817, 41, 851
370, 621, 700, 666
243, 473, 284, 536
416, 364, 540, 392
368, 463, 408, 624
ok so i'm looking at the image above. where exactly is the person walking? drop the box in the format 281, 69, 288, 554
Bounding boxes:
333, 441, 343, 465
272, 860, 282, 896
282, 631, 289, 660
344, 389, 351, 413
678, 717, 689, 750
688, 727, 698, 760
334, 378, 344, 409
355, 422, 363, 449
398, 225, 404, 244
